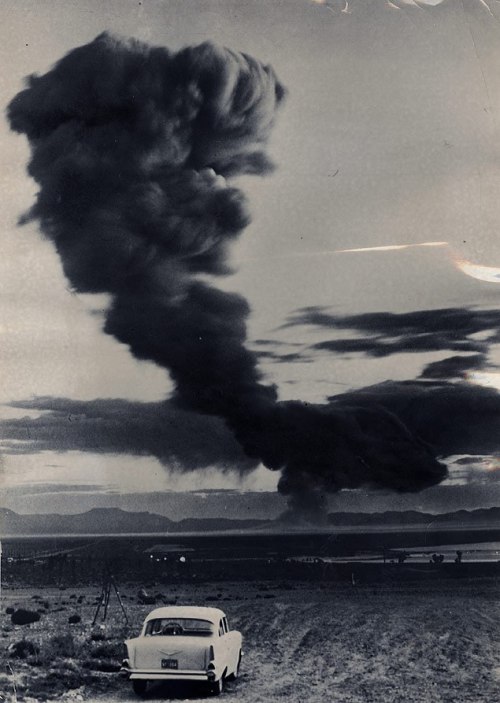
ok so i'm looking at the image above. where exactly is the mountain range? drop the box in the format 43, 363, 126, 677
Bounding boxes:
1, 506, 500, 535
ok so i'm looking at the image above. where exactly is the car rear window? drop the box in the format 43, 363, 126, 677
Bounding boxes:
145, 618, 215, 636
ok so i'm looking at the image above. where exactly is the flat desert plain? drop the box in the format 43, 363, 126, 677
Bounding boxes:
1, 579, 500, 702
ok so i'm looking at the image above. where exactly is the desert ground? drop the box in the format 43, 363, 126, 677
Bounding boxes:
1, 576, 500, 703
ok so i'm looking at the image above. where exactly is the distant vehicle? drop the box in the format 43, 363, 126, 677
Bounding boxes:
120, 606, 243, 697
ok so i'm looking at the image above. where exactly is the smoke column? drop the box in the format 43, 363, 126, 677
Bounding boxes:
8, 34, 446, 520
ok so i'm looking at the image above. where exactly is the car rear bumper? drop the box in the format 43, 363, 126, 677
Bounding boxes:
120, 665, 212, 682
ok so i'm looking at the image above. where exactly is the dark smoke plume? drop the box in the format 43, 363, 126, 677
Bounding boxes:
8, 33, 446, 520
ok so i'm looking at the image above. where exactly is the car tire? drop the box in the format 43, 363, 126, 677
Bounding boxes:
132, 680, 148, 697
226, 651, 242, 681
209, 677, 223, 696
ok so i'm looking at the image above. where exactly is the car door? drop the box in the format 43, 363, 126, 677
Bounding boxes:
220, 616, 241, 676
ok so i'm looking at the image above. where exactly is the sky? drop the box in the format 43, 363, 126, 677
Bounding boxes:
1, 0, 500, 518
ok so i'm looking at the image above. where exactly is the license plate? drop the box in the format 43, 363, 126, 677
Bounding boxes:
161, 659, 178, 669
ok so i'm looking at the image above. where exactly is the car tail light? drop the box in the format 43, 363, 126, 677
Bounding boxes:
206, 644, 216, 678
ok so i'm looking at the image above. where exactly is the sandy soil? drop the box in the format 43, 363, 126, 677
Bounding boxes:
1, 579, 500, 702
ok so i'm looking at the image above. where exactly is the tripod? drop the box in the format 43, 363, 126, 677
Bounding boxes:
92, 570, 128, 626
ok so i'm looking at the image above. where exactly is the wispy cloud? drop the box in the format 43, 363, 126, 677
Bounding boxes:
284, 307, 500, 367
419, 353, 487, 379
454, 258, 500, 284
335, 241, 447, 254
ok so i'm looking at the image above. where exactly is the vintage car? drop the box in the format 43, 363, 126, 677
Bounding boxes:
120, 606, 243, 696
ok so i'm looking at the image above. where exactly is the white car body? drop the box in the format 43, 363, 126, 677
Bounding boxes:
120, 605, 243, 696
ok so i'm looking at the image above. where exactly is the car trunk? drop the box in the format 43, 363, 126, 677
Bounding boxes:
131, 636, 210, 671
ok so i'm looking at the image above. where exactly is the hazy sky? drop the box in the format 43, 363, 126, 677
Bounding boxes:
1, 0, 500, 515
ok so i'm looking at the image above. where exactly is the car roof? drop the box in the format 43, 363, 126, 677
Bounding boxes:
143, 606, 226, 624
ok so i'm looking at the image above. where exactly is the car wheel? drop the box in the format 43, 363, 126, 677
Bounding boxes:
132, 680, 148, 697
226, 651, 242, 681
209, 677, 223, 696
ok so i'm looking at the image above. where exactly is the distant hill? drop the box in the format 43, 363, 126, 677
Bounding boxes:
0, 507, 173, 535
1, 506, 499, 536
0, 507, 269, 535
326, 508, 500, 527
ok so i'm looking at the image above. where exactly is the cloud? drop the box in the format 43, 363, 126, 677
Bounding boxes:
255, 350, 312, 364
419, 353, 487, 379
0, 388, 448, 522
311, 0, 496, 14
452, 456, 484, 466
315, 336, 484, 356
3, 483, 115, 496
8, 32, 285, 421
285, 306, 500, 359
251, 338, 312, 364
0, 397, 256, 473
328, 380, 500, 458
8, 34, 449, 519
3, 381, 495, 508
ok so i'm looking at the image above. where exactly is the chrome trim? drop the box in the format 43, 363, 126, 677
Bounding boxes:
129, 670, 210, 682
